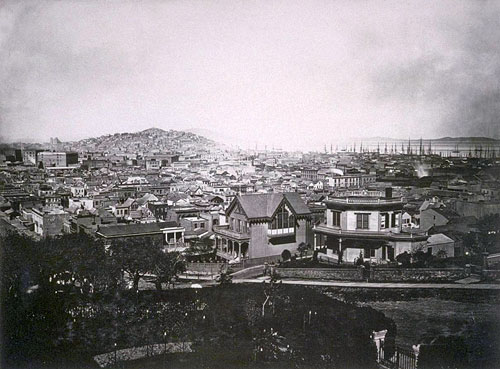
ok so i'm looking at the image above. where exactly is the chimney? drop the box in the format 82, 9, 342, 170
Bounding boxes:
385, 187, 393, 198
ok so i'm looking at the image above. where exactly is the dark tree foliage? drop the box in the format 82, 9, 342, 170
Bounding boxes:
109, 236, 162, 292
2, 231, 392, 369
184, 238, 215, 262
186, 284, 386, 369
477, 213, 500, 254
0, 232, 120, 368
297, 242, 309, 257
152, 251, 186, 290
215, 264, 233, 285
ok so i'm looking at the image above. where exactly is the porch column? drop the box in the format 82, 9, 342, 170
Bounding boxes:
236, 242, 241, 258
314, 233, 317, 250
338, 238, 343, 263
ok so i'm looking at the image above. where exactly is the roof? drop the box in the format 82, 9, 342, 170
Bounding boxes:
427, 233, 454, 245
97, 221, 179, 238
117, 198, 136, 208
431, 207, 459, 220
230, 192, 311, 220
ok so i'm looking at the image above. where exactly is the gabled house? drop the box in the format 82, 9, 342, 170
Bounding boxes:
113, 198, 138, 218
420, 206, 459, 231
213, 192, 311, 263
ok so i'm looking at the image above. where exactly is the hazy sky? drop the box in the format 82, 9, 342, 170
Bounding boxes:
1, 0, 500, 149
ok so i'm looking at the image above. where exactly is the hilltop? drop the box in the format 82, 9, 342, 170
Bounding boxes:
63, 127, 218, 153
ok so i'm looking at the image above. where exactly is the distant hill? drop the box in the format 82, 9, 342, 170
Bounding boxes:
360, 136, 499, 142
434, 137, 500, 142
64, 127, 219, 153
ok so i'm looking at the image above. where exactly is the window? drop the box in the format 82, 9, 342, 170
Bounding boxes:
332, 211, 341, 227
381, 213, 389, 229
201, 223, 205, 229
356, 213, 369, 229
269, 205, 294, 233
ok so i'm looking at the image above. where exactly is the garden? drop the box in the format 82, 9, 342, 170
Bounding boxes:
1, 232, 395, 369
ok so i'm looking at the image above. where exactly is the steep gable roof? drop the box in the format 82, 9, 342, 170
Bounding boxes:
283, 192, 311, 216
228, 192, 311, 220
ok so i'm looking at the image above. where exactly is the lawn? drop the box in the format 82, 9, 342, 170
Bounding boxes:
320, 287, 500, 369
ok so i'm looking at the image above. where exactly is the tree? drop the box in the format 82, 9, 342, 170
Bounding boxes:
396, 251, 411, 267
43, 233, 121, 295
463, 232, 478, 254
185, 238, 215, 261
281, 249, 291, 261
297, 242, 309, 257
262, 272, 281, 317
152, 251, 186, 290
477, 213, 500, 254
215, 264, 232, 286
109, 236, 161, 292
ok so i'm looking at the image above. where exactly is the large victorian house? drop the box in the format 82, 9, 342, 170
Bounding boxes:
214, 193, 311, 263
313, 188, 428, 264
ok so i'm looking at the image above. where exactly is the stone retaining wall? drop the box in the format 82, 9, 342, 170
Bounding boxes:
274, 267, 468, 282
370, 268, 467, 282
186, 262, 243, 274
275, 267, 364, 281
483, 269, 500, 281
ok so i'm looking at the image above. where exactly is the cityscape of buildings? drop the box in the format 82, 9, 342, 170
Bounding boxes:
2, 1, 500, 367
1, 128, 499, 264
2, 128, 500, 369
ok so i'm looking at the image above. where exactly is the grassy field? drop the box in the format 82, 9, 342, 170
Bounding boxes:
319, 287, 500, 368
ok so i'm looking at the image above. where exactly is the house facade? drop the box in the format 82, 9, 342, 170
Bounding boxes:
213, 193, 311, 263
96, 221, 185, 251
313, 188, 428, 264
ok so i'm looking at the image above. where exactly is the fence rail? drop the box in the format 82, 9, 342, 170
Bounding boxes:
379, 345, 417, 369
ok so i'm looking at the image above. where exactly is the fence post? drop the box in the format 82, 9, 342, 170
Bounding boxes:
369, 267, 375, 282
371, 330, 387, 363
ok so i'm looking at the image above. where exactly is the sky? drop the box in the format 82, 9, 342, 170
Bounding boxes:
1, 0, 500, 150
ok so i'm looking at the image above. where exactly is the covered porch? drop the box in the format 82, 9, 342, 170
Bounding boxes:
314, 232, 394, 264
214, 236, 250, 261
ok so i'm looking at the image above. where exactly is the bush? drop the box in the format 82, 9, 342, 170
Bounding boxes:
281, 250, 291, 261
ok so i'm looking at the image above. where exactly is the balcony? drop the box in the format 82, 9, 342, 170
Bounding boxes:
314, 224, 428, 241
216, 250, 248, 262
213, 225, 251, 241
163, 241, 188, 253
327, 197, 404, 205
